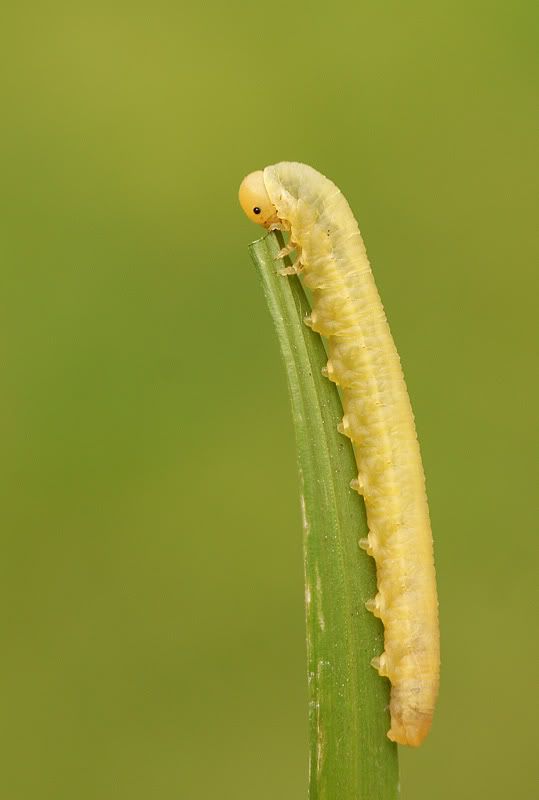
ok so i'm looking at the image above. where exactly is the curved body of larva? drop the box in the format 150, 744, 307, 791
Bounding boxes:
243, 162, 440, 746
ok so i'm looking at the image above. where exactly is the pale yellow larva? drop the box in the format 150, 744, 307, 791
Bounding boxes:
239, 162, 440, 747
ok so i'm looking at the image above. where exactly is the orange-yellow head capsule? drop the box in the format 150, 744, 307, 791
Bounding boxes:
238, 170, 276, 226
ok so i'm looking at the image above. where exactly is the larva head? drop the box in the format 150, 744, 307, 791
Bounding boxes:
238, 170, 276, 226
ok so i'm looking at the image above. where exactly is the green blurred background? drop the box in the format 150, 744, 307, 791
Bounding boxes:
1, 1, 537, 797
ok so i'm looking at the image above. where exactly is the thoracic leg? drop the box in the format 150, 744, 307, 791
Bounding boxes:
279, 258, 303, 276
274, 242, 296, 260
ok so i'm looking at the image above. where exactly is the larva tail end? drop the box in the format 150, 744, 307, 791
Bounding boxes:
387, 711, 433, 747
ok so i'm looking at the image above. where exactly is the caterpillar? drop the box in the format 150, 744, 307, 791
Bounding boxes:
239, 162, 440, 747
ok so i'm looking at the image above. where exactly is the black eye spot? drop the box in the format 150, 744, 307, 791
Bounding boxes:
253, 207, 261, 215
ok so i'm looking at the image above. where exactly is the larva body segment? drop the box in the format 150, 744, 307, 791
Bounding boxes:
240, 162, 439, 747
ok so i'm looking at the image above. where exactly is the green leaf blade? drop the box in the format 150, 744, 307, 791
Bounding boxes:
249, 231, 399, 800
